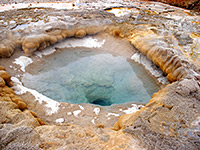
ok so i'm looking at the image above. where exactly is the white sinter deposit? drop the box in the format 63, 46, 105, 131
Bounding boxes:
13, 56, 33, 72
11, 77, 60, 115
35, 37, 105, 58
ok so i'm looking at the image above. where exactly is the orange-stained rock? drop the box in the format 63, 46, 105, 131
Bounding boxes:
75, 29, 86, 38
0, 86, 42, 130
64, 29, 76, 37
96, 124, 104, 128
35, 124, 143, 150
49, 35, 57, 44
2, 86, 15, 94
38, 42, 48, 51
148, 0, 199, 9
18, 101, 27, 111
0, 45, 13, 57
56, 35, 63, 41
37, 118, 46, 125
0, 70, 11, 85
23, 42, 39, 50
22, 39, 39, 55
0, 65, 6, 71
22, 34, 49, 55
47, 30, 62, 36
30, 110, 38, 118
113, 111, 141, 131
11, 97, 21, 104
86, 26, 102, 35
0, 77, 5, 87
167, 73, 177, 82
129, 29, 199, 82
112, 28, 122, 37
0, 39, 17, 57
61, 30, 68, 39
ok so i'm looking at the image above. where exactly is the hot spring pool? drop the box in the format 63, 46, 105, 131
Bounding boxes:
22, 48, 160, 106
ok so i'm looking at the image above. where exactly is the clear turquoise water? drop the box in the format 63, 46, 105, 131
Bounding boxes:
23, 49, 160, 106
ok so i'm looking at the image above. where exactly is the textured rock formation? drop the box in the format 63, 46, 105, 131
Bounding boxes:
114, 78, 200, 149
0, 22, 104, 57
110, 26, 200, 149
0, 66, 45, 149
129, 29, 200, 82
149, 0, 200, 10
0, 39, 18, 58
0, 1, 199, 149
0, 70, 12, 86
35, 124, 143, 150
21, 26, 103, 56
0, 66, 145, 150
0, 125, 41, 150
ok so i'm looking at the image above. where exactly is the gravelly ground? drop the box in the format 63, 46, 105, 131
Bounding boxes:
0, 0, 71, 4
0, 0, 137, 4
1, 0, 199, 12
0, 0, 136, 4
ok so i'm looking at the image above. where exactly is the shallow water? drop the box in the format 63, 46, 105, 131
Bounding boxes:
22, 48, 160, 106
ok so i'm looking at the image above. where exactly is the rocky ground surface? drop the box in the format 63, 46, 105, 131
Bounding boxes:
0, 0, 200, 150
146, 0, 200, 11
0, 0, 200, 11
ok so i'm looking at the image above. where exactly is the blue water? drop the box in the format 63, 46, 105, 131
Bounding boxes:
23, 50, 160, 106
